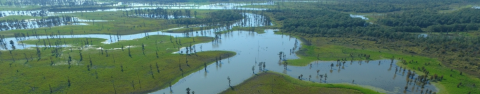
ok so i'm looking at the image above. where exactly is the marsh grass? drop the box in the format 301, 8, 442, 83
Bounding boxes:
0, 10, 221, 37
221, 72, 379, 94
282, 35, 480, 94
0, 35, 235, 93
0, 15, 42, 20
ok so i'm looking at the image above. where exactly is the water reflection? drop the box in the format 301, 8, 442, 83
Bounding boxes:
0, 17, 105, 31
0, 10, 52, 17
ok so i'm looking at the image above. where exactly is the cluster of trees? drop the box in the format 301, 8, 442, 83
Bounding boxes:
267, 9, 480, 75
126, 8, 244, 28
378, 8, 480, 32
126, 8, 193, 19
0, 0, 98, 6
270, 9, 365, 34
316, 0, 478, 13
0, 10, 49, 18
170, 10, 243, 25
0, 16, 77, 31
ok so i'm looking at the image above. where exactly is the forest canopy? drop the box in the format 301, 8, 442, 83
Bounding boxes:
271, 9, 366, 34
378, 8, 480, 32
317, 0, 478, 13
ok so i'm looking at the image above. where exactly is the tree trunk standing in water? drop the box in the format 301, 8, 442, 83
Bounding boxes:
169, 82, 172, 91
263, 62, 266, 71
10, 40, 15, 50
227, 76, 231, 86
204, 62, 207, 71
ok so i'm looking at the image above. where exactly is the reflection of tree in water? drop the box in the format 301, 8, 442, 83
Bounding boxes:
0, 16, 78, 31
0, 10, 49, 17
1, 0, 98, 6
295, 58, 438, 94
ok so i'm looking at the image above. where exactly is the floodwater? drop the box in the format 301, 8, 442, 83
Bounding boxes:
419, 33, 429, 38
0, 2, 271, 31
0, 2, 437, 94
473, 6, 480, 9
0, 2, 272, 18
0, 17, 91, 31
350, 14, 369, 20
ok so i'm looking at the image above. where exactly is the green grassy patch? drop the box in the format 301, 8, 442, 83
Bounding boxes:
0, 15, 42, 20
0, 5, 42, 11
282, 35, 480, 94
221, 72, 380, 94
0, 9, 228, 37
21, 38, 106, 47
0, 35, 236, 93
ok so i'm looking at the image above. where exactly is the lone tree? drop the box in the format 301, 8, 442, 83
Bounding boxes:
186, 87, 191, 94
67, 77, 71, 87
227, 76, 231, 86
252, 66, 255, 74
128, 45, 132, 58
330, 63, 334, 69
142, 43, 145, 55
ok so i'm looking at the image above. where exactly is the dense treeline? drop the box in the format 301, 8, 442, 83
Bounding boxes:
271, 9, 365, 34
127, 8, 192, 19
316, 0, 478, 13
378, 8, 480, 32
268, 9, 480, 75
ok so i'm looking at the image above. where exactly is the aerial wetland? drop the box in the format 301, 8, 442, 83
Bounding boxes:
0, 0, 480, 94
